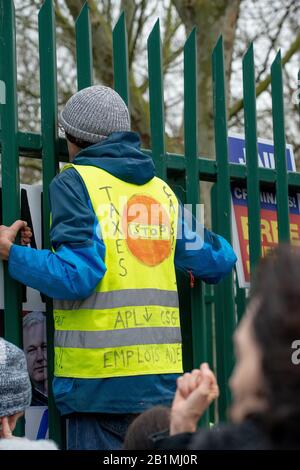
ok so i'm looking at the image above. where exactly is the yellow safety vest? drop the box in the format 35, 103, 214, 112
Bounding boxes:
53, 164, 182, 378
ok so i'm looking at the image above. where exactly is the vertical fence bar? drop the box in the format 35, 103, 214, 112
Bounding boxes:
0, 0, 22, 342
210, 182, 225, 424
243, 44, 261, 275
271, 51, 290, 243
184, 28, 206, 367
76, 2, 93, 90
297, 70, 300, 116
0, 0, 23, 436
204, 285, 214, 373
184, 28, 209, 427
113, 12, 129, 108
147, 20, 166, 179
212, 36, 236, 420
205, 284, 215, 423
170, 176, 194, 374
39, 0, 62, 446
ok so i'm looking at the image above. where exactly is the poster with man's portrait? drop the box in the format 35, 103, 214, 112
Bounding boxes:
0, 310, 48, 406
23, 311, 48, 406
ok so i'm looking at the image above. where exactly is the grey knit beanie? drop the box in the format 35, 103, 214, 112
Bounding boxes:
59, 85, 131, 144
0, 338, 32, 417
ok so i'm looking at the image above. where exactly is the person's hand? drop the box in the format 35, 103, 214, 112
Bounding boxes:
0, 220, 31, 261
170, 363, 219, 435
0, 417, 13, 439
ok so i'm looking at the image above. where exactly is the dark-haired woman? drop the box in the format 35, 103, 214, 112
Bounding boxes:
154, 245, 300, 450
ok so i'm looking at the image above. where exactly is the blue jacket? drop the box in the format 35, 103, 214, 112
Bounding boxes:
8, 131, 236, 415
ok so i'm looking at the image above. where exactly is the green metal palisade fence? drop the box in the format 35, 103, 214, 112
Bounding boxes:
0, 0, 299, 446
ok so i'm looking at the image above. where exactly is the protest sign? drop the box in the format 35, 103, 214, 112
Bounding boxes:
228, 134, 298, 288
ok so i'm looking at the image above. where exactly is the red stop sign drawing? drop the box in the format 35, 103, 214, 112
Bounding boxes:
123, 194, 172, 266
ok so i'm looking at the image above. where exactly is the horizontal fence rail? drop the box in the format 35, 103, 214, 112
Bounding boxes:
0, 0, 299, 445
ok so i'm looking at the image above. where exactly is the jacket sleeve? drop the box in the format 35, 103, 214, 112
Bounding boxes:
8, 168, 106, 300
174, 203, 237, 284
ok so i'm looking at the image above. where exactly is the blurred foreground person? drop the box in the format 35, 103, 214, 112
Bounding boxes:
154, 245, 300, 450
124, 363, 218, 450
123, 406, 171, 450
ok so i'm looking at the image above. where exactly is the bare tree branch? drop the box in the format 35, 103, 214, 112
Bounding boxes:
229, 30, 300, 118
255, 0, 296, 84
128, 0, 146, 67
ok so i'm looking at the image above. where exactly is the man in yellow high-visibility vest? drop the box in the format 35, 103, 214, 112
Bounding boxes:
0, 85, 236, 450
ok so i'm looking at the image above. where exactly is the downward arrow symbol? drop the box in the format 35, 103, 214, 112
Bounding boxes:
143, 307, 152, 322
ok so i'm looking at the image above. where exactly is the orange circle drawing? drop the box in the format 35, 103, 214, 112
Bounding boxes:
123, 194, 171, 266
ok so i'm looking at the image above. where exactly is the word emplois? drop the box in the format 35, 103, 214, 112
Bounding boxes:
103, 344, 181, 369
